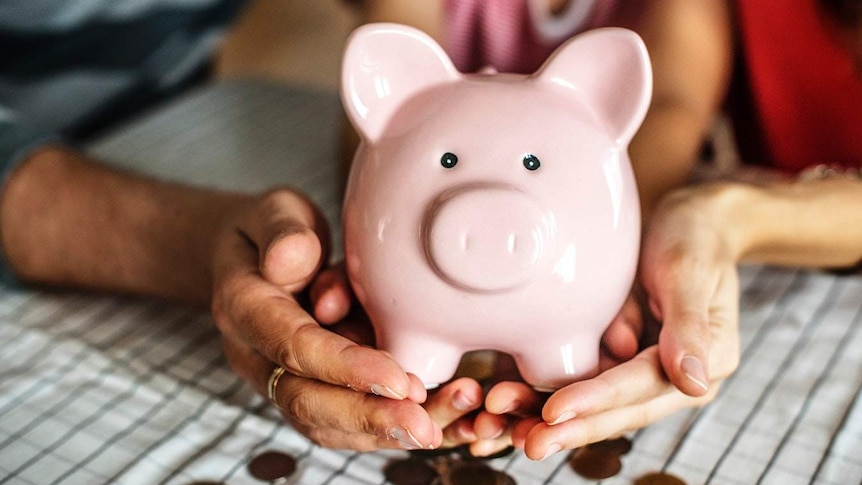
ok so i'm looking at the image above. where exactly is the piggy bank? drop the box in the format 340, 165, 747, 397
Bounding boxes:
341, 23, 651, 390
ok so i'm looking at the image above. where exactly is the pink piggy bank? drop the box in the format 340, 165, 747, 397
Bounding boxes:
341, 23, 651, 391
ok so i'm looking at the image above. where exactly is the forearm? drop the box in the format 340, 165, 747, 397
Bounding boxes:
629, 0, 734, 218
629, 101, 713, 218
699, 180, 862, 268
0, 146, 251, 304
360, 0, 443, 40
737, 179, 862, 267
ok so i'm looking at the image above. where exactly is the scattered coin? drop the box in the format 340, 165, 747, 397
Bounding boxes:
568, 437, 633, 480
410, 447, 463, 459
384, 456, 440, 485
568, 446, 622, 480
446, 462, 515, 485
634, 471, 687, 485
247, 450, 297, 481
589, 437, 632, 455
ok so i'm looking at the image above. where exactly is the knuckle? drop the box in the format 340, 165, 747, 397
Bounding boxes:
304, 427, 330, 448
592, 375, 621, 403
282, 386, 315, 426
634, 404, 654, 430
275, 323, 319, 377
356, 402, 383, 437
212, 281, 257, 336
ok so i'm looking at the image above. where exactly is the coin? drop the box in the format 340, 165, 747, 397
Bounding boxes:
589, 437, 632, 455
447, 462, 514, 485
410, 446, 462, 459
384, 456, 440, 485
247, 450, 297, 481
567, 437, 633, 480
634, 471, 687, 485
568, 447, 622, 480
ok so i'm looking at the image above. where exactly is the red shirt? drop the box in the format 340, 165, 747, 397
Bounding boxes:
734, 0, 862, 172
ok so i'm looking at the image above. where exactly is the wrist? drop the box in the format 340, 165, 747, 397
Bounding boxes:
655, 182, 763, 262
705, 182, 769, 261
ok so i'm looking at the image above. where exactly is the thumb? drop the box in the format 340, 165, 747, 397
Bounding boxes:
240, 190, 329, 288
651, 277, 714, 397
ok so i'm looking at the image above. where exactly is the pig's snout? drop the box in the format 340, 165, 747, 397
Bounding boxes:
423, 185, 553, 292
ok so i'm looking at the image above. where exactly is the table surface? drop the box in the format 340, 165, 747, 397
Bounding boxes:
1, 80, 859, 485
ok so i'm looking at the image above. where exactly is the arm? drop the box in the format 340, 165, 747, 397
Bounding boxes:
730, 178, 862, 268
358, 0, 443, 41
629, 0, 735, 217
494, 178, 862, 460
0, 145, 452, 450
0, 145, 491, 451
0, 146, 244, 303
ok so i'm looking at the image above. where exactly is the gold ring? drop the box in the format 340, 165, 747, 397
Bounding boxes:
267, 366, 286, 407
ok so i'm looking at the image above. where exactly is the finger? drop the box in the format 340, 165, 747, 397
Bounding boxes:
294, 425, 393, 452
406, 373, 429, 404
240, 190, 329, 288
659, 266, 739, 396
296, 421, 438, 452
473, 409, 508, 441
511, 416, 543, 449
275, 373, 442, 450
310, 264, 353, 324
602, 296, 642, 363
651, 267, 718, 397
220, 335, 274, 394
524, 386, 718, 460
542, 346, 676, 425
468, 438, 513, 458
326, 317, 376, 347
440, 415, 479, 448
424, 377, 482, 428
223, 282, 415, 400
484, 381, 545, 417
466, 410, 517, 457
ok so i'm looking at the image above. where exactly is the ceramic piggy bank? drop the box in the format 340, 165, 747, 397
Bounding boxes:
341, 23, 651, 390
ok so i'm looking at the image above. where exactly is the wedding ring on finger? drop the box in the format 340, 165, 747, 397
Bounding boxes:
267, 366, 286, 409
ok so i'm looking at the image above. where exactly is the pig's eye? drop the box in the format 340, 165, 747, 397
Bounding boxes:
523, 154, 541, 171
441, 152, 458, 169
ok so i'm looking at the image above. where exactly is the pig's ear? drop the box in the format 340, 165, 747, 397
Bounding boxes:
341, 23, 459, 142
536, 28, 652, 145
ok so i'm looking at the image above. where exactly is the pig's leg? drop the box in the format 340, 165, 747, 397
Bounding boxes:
379, 332, 464, 389
513, 340, 601, 392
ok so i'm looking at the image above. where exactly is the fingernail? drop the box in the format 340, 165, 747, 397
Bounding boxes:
389, 427, 423, 450
452, 390, 477, 411
542, 443, 562, 460
457, 421, 477, 441
486, 425, 504, 440
681, 355, 709, 392
550, 410, 576, 425
371, 383, 406, 400
500, 400, 521, 415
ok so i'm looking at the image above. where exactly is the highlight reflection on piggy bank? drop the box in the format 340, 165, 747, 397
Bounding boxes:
341, 24, 652, 390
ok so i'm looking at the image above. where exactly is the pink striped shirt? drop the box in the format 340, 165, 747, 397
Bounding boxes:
443, 0, 639, 74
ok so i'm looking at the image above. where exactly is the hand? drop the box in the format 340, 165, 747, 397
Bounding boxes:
484, 185, 743, 460
311, 263, 490, 451
210, 188, 440, 451
474, 295, 645, 458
